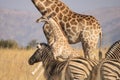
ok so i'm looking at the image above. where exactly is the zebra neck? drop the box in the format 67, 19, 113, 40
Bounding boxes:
44, 60, 67, 78
41, 47, 55, 68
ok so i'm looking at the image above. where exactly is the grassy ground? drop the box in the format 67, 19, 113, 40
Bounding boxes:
0, 48, 46, 80
0, 48, 107, 80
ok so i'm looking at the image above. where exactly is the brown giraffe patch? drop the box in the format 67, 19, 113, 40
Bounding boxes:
40, 0, 44, 1
72, 27, 77, 33
51, 4, 56, 10
93, 24, 96, 27
63, 16, 67, 22
66, 23, 70, 28
46, 8, 52, 14
85, 27, 89, 30
57, 13, 63, 20
57, 1, 62, 6
90, 19, 95, 23
94, 26, 98, 29
55, 7, 59, 13
63, 8, 69, 14
67, 13, 72, 17
66, 29, 74, 36
37, 3, 45, 11
60, 5, 65, 11
70, 19, 77, 25
44, 0, 52, 6
67, 17, 72, 21
87, 21, 92, 25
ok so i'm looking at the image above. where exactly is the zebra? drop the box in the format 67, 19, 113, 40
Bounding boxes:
100, 59, 120, 80
105, 40, 120, 60
28, 43, 98, 80
92, 59, 120, 80
91, 40, 120, 80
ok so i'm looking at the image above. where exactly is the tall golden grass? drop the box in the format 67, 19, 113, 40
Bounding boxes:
0, 48, 107, 80
0, 48, 46, 80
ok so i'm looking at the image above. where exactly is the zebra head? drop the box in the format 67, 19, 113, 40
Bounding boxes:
28, 43, 51, 65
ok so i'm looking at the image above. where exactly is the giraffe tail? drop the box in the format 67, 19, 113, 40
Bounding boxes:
98, 30, 102, 60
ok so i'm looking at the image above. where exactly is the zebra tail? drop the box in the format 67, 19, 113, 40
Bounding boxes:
99, 30, 102, 60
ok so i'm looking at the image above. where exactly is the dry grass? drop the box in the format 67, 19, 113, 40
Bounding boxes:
0, 48, 107, 80
0, 48, 45, 80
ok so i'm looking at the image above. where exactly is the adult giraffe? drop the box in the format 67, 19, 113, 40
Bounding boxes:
32, 0, 102, 59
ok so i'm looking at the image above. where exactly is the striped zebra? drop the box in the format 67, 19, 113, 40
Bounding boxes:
91, 40, 120, 80
105, 40, 120, 60
100, 59, 120, 80
92, 59, 120, 80
28, 43, 98, 80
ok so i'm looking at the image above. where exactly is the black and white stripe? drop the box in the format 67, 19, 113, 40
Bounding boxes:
92, 40, 120, 80
28, 43, 98, 80
99, 59, 120, 80
99, 40, 120, 80
105, 40, 120, 60
68, 57, 97, 80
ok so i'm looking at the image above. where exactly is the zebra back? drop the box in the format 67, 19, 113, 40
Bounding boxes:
91, 59, 120, 80
67, 57, 98, 80
100, 59, 120, 80
105, 40, 120, 60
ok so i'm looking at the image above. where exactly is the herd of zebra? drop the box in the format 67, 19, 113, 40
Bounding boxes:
28, 39, 120, 80
28, 16, 120, 80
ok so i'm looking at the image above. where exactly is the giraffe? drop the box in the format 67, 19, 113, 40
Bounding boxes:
32, 0, 102, 59
37, 15, 84, 60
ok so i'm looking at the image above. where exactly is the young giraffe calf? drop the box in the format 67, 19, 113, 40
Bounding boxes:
31, 15, 83, 80
38, 15, 84, 60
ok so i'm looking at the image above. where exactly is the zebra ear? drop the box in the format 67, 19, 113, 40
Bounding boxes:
36, 43, 42, 49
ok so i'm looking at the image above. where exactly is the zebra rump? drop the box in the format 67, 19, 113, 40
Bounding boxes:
105, 40, 120, 60
100, 59, 120, 80
92, 40, 120, 80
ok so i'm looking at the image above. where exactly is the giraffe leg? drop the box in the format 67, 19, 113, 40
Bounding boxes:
82, 41, 97, 59
87, 40, 98, 60
81, 29, 100, 60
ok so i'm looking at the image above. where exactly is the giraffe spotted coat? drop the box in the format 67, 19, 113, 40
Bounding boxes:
32, 0, 102, 59
37, 16, 84, 59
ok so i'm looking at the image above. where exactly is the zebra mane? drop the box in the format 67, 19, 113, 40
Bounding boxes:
105, 40, 120, 60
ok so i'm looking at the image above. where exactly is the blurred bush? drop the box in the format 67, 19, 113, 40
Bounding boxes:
0, 39, 19, 49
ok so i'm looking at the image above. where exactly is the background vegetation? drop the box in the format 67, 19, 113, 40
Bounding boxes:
0, 39, 37, 49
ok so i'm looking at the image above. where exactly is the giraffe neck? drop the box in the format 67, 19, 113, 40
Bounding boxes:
48, 18, 67, 41
31, 0, 71, 16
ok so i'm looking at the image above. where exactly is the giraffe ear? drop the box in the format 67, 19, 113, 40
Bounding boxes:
36, 43, 42, 49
